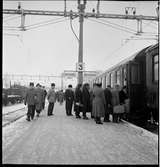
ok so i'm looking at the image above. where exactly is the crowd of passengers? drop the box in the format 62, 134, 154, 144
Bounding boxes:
24, 82, 129, 124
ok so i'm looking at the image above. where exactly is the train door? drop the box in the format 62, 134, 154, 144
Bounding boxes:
128, 61, 145, 122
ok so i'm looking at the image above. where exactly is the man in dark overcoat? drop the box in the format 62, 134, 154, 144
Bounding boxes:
35, 83, 44, 117
24, 82, 36, 121
82, 83, 90, 119
104, 85, 112, 122
74, 84, 83, 118
64, 85, 74, 116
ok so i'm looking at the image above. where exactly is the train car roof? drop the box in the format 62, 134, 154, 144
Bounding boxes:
95, 45, 153, 78
145, 43, 159, 53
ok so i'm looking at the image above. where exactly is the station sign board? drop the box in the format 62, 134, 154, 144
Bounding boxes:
76, 62, 85, 72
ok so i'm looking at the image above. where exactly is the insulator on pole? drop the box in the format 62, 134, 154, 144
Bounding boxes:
18, 2, 21, 10
137, 19, 142, 34
64, 0, 67, 16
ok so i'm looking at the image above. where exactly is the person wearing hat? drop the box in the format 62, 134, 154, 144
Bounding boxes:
64, 84, 74, 116
47, 83, 56, 116
24, 82, 36, 121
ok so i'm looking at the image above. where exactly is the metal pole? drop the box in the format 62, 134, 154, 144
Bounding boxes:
77, 2, 85, 85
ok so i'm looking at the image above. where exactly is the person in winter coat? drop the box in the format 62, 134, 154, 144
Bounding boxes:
74, 84, 83, 119
89, 86, 95, 118
47, 83, 56, 116
42, 86, 47, 110
24, 82, 36, 121
92, 83, 106, 124
119, 86, 128, 104
64, 85, 74, 116
82, 83, 90, 119
35, 83, 44, 117
104, 85, 112, 122
58, 90, 64, 105
119, 86, 128, 120
111, 84, 120, 123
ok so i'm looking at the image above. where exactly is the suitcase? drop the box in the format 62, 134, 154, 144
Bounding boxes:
113, 105, 125, 114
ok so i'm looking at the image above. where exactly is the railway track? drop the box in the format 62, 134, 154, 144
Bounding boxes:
3, 107, 27, 127
3, 107, 26, 116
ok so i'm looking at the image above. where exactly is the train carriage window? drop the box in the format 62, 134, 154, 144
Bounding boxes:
116, 70, 121, 85
153, 54, 159, 82
106, 74, 110, 86
111, 73, 114, 88
109, 73, 112, 87
123, 67, 127, 86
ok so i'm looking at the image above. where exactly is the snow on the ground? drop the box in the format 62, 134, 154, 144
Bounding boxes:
2, 102, 158, 164
3, 103, 26, 114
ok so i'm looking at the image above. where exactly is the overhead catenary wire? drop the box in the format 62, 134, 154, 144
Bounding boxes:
3, 26, 20, 29
87, 18, 136, 34
25, 17, 70, 31
99, 18, 137, 33
3, 14, 15, 19
3, 15, 20, 22
25, 16, 64, 28
3, 17, 68, 31
3, 33, 20, 37
88, 18, 158, 37
70, 17, 79, 42
125, 38, 158, 41
3, 28, 21, 31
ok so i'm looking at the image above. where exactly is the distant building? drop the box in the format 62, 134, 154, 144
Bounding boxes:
62, 70, 102, 89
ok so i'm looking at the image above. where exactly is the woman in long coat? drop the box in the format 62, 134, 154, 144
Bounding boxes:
92, 83, 106, 124
74, 84, 83, 118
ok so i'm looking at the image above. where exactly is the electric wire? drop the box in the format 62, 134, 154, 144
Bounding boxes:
70, 17, 79, 42
3, 33, 20, 37
3, 14, 15, 19
3, 15, 20, 22
99, 18, 137, 33
3, 17, 67, 31
142, 20, 158, 29
26, 18, 70, 31
25, 16, 64, 28
3, 26, 20, 29
87, 18, 136, 34
125, 38, 158, 41
3, 28, 21, 31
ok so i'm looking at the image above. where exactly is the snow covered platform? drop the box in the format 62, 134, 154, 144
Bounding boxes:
2, 102, 158, 165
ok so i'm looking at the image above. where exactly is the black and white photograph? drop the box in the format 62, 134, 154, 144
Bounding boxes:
2, 0, 159, 165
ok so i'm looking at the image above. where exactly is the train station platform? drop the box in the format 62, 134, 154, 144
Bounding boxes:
2, 102, 158, 165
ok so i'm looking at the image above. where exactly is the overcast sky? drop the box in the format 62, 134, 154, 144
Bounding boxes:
3, 0, 158, 87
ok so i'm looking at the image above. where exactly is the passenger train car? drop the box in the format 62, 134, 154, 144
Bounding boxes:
89, 43, 159, 125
